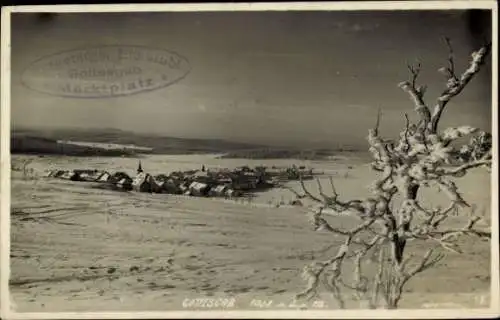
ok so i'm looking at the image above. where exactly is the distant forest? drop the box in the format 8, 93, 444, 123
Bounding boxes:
219, 147, 358, 160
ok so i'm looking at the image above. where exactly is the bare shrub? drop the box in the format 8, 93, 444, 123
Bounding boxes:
289, 38, 492, 309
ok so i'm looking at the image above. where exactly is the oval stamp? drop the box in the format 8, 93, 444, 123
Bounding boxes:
21, 45, 191, 98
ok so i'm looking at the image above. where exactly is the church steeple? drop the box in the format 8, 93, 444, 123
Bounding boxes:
137, 160, 143, 174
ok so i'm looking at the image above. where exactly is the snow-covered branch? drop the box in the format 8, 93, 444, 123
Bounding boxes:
429, 39, 491, 133
398, 62, 431, 128
438, 151, 492, 177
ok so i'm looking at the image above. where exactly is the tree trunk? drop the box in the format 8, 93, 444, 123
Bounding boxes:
388, 183, 420, 308
397, 184, 420, 260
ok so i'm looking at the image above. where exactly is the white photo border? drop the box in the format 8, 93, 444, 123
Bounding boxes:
1, 1, 498, 319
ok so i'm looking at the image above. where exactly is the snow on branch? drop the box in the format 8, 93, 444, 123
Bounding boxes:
397, 38, 490, 134
398, 62, 431, 128
429, 38, 491, 133
437, 150, 492, 177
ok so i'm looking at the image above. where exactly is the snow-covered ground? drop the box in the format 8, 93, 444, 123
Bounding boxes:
9, 153, 492, 312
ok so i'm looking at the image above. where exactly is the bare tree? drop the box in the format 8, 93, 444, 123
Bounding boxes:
290, 38, 492, 309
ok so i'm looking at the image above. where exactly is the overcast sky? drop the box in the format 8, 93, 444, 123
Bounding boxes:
11, 9, 492, 148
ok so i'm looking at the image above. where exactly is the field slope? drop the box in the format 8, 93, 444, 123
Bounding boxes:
9, 154, 491, 311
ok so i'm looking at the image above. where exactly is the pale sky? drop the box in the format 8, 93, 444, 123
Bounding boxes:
11, 10, 492, 148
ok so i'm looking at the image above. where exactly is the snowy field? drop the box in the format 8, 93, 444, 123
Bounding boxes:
9, 153, 492, 312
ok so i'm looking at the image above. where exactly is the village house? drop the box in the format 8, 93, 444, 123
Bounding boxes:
96, 171, 111, 183
208, 185, 228, 197
132, 172, 162, 193
59, 170, 81, 181
188, 181, 210, 197
116, 176, 134, 191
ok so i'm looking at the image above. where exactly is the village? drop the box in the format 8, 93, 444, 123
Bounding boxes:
44, 161, 316, 199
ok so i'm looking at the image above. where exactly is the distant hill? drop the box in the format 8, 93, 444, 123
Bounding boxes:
218, 145, 363, 160
11, 127, 359, 159
11, 135, 138, 157
11, 128, 267, 156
